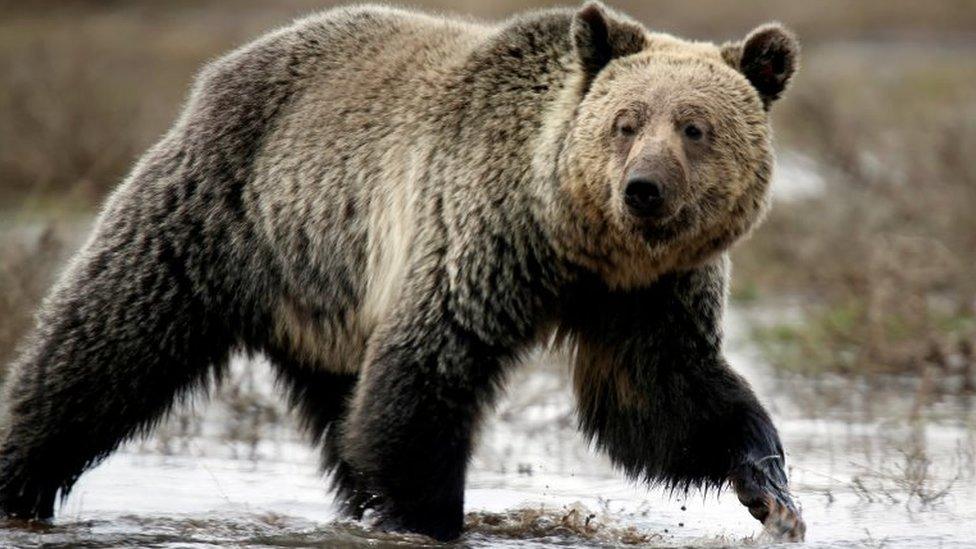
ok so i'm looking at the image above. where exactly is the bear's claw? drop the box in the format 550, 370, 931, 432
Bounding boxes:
761, 495, 806, 542
732, 462, 806, 542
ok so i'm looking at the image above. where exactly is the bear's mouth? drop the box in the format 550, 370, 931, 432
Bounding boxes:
638, 205, 696, 243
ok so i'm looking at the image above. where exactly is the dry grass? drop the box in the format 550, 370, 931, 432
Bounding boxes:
0, 41, 140, 207
465, 502, 659, 545
735, 44, 976, 382
0, 225, 73, 377
849, 430, 966, 510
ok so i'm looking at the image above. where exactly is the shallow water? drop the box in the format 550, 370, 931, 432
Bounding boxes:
2, 311, 975, 548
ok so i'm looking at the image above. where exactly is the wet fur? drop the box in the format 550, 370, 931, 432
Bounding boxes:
0, 2, 797, 541
559, 257, 787, 492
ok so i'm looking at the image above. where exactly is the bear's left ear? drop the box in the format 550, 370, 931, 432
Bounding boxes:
572, 1, 647, 93
721, 23, 799, 109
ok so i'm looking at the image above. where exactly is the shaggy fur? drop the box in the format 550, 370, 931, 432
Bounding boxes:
0, 2, 802, 541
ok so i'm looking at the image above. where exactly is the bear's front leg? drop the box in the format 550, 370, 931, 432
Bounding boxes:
561, 256, 805, 541
338, 289, 509, 541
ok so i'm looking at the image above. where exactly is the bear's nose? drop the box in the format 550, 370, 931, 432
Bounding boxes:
624, 177, 664, 218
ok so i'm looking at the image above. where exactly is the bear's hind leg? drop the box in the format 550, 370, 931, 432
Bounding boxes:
0, 231, 233, 520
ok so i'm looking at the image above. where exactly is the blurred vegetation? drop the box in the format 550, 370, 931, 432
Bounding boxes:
0, 1, 974, 388
0, 226, 68, 377
736, 44, 976, 384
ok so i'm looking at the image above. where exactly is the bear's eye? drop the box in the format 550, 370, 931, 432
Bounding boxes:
683, 123, 704, 141
616, 121, 636, 138
613, 112, 639, 139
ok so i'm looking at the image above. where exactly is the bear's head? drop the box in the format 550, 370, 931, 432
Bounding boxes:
554, 1, 798, 288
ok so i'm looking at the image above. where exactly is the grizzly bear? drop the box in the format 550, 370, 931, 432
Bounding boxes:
0, 1, 803, 542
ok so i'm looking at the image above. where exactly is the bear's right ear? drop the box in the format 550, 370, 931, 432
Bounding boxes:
571, 1, 647, 93
721, 23, 799, 109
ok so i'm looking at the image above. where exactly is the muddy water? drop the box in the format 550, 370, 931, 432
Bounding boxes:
2, 309, 975, 548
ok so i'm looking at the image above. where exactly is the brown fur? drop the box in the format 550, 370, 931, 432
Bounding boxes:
550, 46, 775, 289
0, 2, 802, 541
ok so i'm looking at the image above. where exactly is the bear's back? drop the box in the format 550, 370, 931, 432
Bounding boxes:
288, 5, 490, 99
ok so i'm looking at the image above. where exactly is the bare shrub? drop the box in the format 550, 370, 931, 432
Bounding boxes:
850, 439, 960, 509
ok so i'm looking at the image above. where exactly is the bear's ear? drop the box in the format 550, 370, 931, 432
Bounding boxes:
571, 1, 647, 93
721, 23, 799, 109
